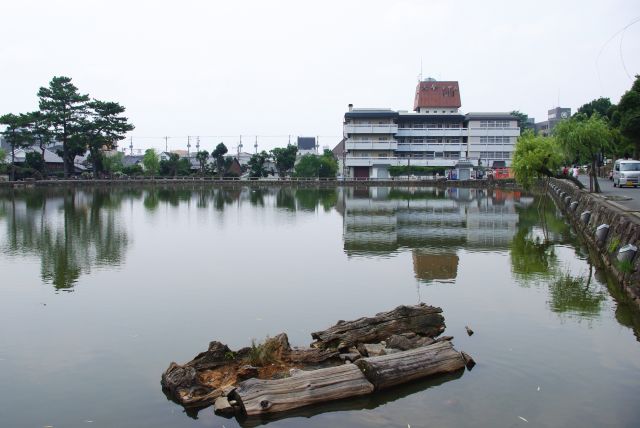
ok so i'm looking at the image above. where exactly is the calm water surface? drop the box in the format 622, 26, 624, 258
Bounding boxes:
0, 186, 639, 428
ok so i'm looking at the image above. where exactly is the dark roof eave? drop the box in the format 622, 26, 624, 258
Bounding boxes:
345, 111, 399, 119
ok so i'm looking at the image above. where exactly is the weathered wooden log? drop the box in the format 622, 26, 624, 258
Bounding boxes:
355, 341, 466, 391
311, 304, 445, 350
288, 347, 340, 364
232, 364, 375, 416
385, 333, 436, 351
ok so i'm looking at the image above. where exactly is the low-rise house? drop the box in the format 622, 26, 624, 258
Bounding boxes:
13, 146, 65, 173
122, 155, 144, 169
297, 137, 317, 156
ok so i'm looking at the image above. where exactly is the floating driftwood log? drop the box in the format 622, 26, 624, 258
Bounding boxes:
311, 304, 445, 350
161, 303, 473, 420
232, 341, 465, 416
355, 341, 465, 391
231, 364, 375, 416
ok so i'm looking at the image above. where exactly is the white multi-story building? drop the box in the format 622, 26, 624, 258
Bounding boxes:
342, 79, 520, 179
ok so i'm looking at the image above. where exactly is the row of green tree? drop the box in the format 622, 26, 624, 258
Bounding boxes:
0, 76, 134, 180
512, 75, 640, 193
247, 146, 338, 178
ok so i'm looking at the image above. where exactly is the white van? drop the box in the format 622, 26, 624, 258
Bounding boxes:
613, 159, 640, 188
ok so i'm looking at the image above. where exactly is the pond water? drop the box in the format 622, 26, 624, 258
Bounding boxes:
0, 186, 639, 428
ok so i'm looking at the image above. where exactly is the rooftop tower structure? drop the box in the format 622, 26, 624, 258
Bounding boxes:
413, 79, 461, 114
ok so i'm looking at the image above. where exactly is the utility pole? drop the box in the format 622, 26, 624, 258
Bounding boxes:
196, 136, 200, 152
129, 137, 133, 155
187, 136, 191, 157
254, 136, 258, 154
164, 136, 168, 153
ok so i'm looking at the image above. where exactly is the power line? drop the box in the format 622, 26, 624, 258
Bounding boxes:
596, 15, 640, 93
126, 135, 342, 139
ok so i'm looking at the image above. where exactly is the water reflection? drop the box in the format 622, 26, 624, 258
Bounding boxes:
0, 189, 130, 290
0, 186, 637, 340
1, 185, 640, 428
547, 267, 606, 317
338, 187, 528, 284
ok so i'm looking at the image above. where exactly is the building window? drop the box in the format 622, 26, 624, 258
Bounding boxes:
479, 151, 512, 159
480, 120, 510, 128
480, 136, 512, 144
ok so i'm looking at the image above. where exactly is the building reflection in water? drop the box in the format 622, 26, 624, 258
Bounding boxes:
339, 186, 532, 284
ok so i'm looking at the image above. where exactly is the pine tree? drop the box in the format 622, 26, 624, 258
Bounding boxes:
37, 76, 89, 177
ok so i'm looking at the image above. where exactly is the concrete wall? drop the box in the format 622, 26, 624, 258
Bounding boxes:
549, 178, 640, 306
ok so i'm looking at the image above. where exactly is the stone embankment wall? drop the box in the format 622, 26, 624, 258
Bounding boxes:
0, 178, 519, 189
549, 178, 640, 305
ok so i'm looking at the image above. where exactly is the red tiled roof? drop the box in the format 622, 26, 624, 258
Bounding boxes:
413, 81, 461, 110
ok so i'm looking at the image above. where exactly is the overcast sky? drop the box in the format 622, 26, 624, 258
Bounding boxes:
1, 0, 639, 153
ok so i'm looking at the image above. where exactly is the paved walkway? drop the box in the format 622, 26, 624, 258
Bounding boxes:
578, 175, 640, 212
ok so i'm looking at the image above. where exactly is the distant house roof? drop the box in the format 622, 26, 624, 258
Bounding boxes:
122, 155, 144, 167
297, 137, 316, 151
465, 112, 516, 121
332, 138, 345, 157
14, 146, 64, 164
414, 80, 461, 110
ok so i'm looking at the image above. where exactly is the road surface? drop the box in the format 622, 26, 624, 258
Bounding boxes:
578, 175, 640, 212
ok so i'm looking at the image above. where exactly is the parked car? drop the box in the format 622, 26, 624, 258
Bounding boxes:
612, 159, 640, 188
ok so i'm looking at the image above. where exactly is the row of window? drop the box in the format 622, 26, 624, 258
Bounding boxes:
419, 109, 458, 114
350, 137, 396, 142
398, 138, 461, 144
479, 136, 513, 144
398, 123, 462, 129
479, 120, 511, 128
398, 152, 461, 159
349, 152, 394, 157
348, 121, 395, 126
479, 151, 512, 159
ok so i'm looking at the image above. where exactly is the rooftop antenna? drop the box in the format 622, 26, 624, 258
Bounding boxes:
129, 137, 133, 155
238, 135, 243, 156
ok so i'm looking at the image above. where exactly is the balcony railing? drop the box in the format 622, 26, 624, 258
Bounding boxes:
395, 128, 467, 137
468, 127, 520, 137
345, 157, 464, 167
344, 124, 399, 134
345, 140, 398, 150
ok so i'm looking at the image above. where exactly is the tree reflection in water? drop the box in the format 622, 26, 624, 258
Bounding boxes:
547, 268, 606, 318
510, 195, 611, 320
1, 188, 130, 291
